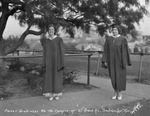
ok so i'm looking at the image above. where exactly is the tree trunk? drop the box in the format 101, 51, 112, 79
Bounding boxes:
0, 2, 10, 80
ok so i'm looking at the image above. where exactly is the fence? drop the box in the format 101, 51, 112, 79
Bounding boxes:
0, 50, 92, 85
65, 50, 150, 82
129, 52, 150, 81
2, 49, 150, 83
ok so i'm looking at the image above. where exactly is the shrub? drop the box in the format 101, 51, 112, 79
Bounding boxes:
20, 64, 79, 91
63, 68, 78, 84
7, 60, 79, 91
7, 60, 23, 71
24, 73, 43, 90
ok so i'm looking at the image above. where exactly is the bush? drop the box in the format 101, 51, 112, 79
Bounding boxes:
63, 68, 78, 84
24, 73, 43, 90
14, 63, 79, 91
7, 60, 23, 71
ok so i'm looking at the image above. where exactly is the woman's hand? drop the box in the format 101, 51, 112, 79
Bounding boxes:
102, 62, 108, 68
104, 62, 108, 67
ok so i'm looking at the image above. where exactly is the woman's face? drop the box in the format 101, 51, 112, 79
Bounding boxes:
48, 26, 55, 36
112, 27, 119, 36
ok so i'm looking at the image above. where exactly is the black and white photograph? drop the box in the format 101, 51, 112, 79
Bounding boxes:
0, 0, 150, 116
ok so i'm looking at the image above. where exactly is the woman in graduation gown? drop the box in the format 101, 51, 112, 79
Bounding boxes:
102, 25, 131, 100
42, 24, 65, 101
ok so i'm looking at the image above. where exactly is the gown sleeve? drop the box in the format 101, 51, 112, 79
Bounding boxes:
57, 37, 65, 71
101, 38, 108, 68
121, 38, 131, 68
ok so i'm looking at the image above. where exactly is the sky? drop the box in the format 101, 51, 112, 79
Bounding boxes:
3, 4, 150, 39
136, 15, 150, 35
3, 16, 40, 39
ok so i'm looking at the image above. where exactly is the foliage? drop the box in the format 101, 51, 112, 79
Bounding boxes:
24, 73, 43, 90
23, 68, 78, 91
145, 41, 150, 46
4, 35, 30, 52
7, 61, 79, 90
0, 0, 149, 54
92, 38, 105, 46
130, 30, 142, 41
25, 68, 78, 91
63, 68, 79, 84
7, 59, 23, 71
64, 42, 78, 51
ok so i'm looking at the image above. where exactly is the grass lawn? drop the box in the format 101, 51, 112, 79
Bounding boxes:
19, 54, 150, 85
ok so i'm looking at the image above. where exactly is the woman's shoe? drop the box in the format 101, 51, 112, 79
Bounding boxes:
54, 96, 59, 100
117, 94, 122, 100
111, 91, 117, 100
111, 95, 117, 100
49, 97, 54, 101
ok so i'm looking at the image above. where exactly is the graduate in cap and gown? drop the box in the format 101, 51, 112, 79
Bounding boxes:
102, 24, 131, 100
42, 24, 65, 101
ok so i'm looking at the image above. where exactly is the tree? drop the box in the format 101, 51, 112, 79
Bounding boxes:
0, 0, 149, 77
0, 0, 150, 53
4, 35, 30, 51
130, 30, 142, 41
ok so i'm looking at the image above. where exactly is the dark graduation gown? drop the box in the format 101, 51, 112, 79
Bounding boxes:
42, 36, 65, 94
102, 36, 131, 91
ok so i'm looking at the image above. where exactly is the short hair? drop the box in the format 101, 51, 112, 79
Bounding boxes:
48, 24, 55, 30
